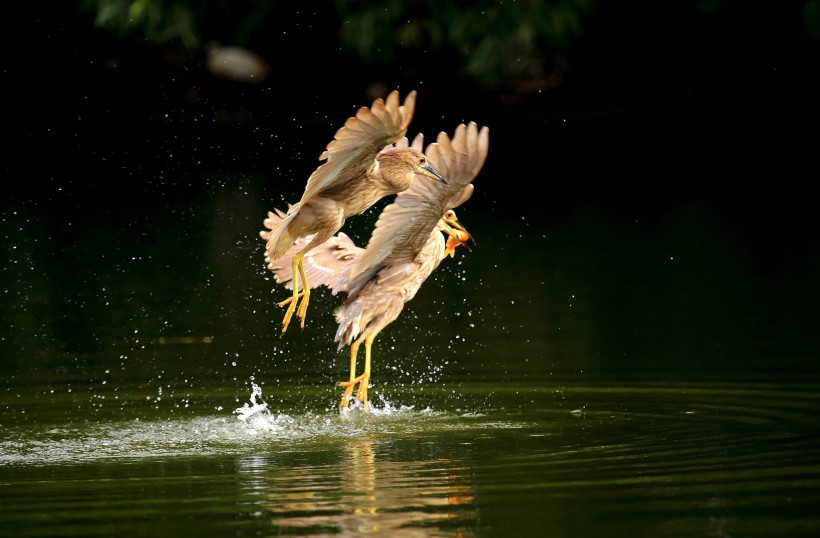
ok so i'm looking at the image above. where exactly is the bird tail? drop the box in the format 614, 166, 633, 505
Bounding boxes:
260, 203, 300, 261
334, 301, 363, 351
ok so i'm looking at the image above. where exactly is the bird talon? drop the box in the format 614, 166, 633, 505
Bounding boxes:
296, 294, 310, 329
355, 381, 369, 404
280, 304, 296, 334
279, 291, 309, 333
338, 375, 367, 410
277, 291, 305, 309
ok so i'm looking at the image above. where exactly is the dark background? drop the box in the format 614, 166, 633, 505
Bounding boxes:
4, 2, 819, 363
9, 1, 819, 221
3, 7, 820, 534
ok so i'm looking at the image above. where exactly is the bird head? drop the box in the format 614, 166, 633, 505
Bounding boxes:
439, 209, 475, 258
407, 148, 448, 185
373, 148, 449, 192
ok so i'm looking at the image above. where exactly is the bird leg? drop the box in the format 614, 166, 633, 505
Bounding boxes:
337, 333, 378, 411
277, 252, 311, 333
354, 334, 376, 406
338, 340, 364, 410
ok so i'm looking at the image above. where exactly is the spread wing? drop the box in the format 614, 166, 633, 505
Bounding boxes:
262, 209, 364, 293
348, 121, 490, 278
298, 90, 416, 205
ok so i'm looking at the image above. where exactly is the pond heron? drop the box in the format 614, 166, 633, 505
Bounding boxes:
260, 90, 448, 334
262, 121, 489, 411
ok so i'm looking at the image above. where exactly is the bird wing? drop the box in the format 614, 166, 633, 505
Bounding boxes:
334, 227, 447, 349
301, 233, 362, 294
347, 121, 490, 278
262, 209, 364, 293
298, 90, 417, 205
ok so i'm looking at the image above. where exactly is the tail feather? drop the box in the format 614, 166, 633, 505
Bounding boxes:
260, 204, 300, 261
334, 301, 363, 350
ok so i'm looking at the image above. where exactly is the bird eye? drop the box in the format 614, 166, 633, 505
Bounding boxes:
418, 157, 426, 164
445, 210, 455, 219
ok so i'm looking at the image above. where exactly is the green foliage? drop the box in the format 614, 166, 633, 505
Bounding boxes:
78, 0, 820, 92
78, 0, 597, 91
334, 0, 596, 90
806, 0, 820, 39
80, 0, 201, 48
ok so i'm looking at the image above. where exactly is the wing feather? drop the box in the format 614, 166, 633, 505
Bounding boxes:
300, 90, 416, 204
348, 122, 489, 278
263, 210, 364, 293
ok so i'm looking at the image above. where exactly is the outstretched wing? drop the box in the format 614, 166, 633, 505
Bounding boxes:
298, 90, 416, 205
262, 209, 364, 293
348, 121, 490, 278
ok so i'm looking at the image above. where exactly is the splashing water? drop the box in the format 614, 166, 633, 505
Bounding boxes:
234, 382, 298, 433
0, 382, 519, 466
340, 393, 422, 418
234, 382, 269, 422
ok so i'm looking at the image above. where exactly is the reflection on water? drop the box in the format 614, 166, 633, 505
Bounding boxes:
237, 438, 477, 536
233, 383, 478, 535
3, 169, 820, 535
1, 376, 820, 535
0, 383, 495, 536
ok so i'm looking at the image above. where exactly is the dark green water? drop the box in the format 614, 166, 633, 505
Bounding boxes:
2, 177, 819, 536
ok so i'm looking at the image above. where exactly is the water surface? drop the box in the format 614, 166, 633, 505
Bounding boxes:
3, 172, 820, 536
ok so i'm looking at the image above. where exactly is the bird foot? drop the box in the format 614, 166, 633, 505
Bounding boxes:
338, 397, 367, 415
338, 376, 370, 411
279, 299, 297, 334
277, 291, 309, 333
296, 293, 310, 329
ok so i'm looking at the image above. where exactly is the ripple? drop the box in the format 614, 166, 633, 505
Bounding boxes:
2, 381, 819, 537
0, 383, 523, 467
464, 381, 820, 509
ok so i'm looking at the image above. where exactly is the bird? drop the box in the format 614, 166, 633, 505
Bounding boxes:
260, 89, 449, 335
262, 121, 489, 411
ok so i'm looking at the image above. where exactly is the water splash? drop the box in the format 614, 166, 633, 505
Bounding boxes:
0, 382, 522, 466
234, 382, 298, 434
340, 393, 423, 419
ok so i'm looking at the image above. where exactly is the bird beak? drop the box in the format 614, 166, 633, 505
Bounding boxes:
442, 215, 475, 257
443, 214, 476, 249
420, 161, 449, 185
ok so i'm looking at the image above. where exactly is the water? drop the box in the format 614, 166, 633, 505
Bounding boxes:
3, 374, 819, 536
5, 2, 820, 534
3, 190, 820, 536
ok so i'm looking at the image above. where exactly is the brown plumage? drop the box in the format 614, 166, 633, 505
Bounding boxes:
260, 90, 448, 334
263, 121, 489, 411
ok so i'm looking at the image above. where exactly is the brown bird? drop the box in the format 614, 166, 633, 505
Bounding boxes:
260, 90, 449, 334
262, 121, 489, 411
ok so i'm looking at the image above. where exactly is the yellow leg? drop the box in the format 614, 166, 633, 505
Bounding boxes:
348, 340, 360, 385
354, 334, 377, 410
338, 340, 363, 410
294, 254, 310, 329
277, 253, 311, 334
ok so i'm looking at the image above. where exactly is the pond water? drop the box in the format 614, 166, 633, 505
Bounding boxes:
2, 178, 819, 536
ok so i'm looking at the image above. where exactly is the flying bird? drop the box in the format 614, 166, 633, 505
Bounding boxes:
260, 90, 449, 335
262, 121, 489, 411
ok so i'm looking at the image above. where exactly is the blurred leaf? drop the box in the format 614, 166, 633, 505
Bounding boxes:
333, 0, 596, 91
81, 0, 201, 48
